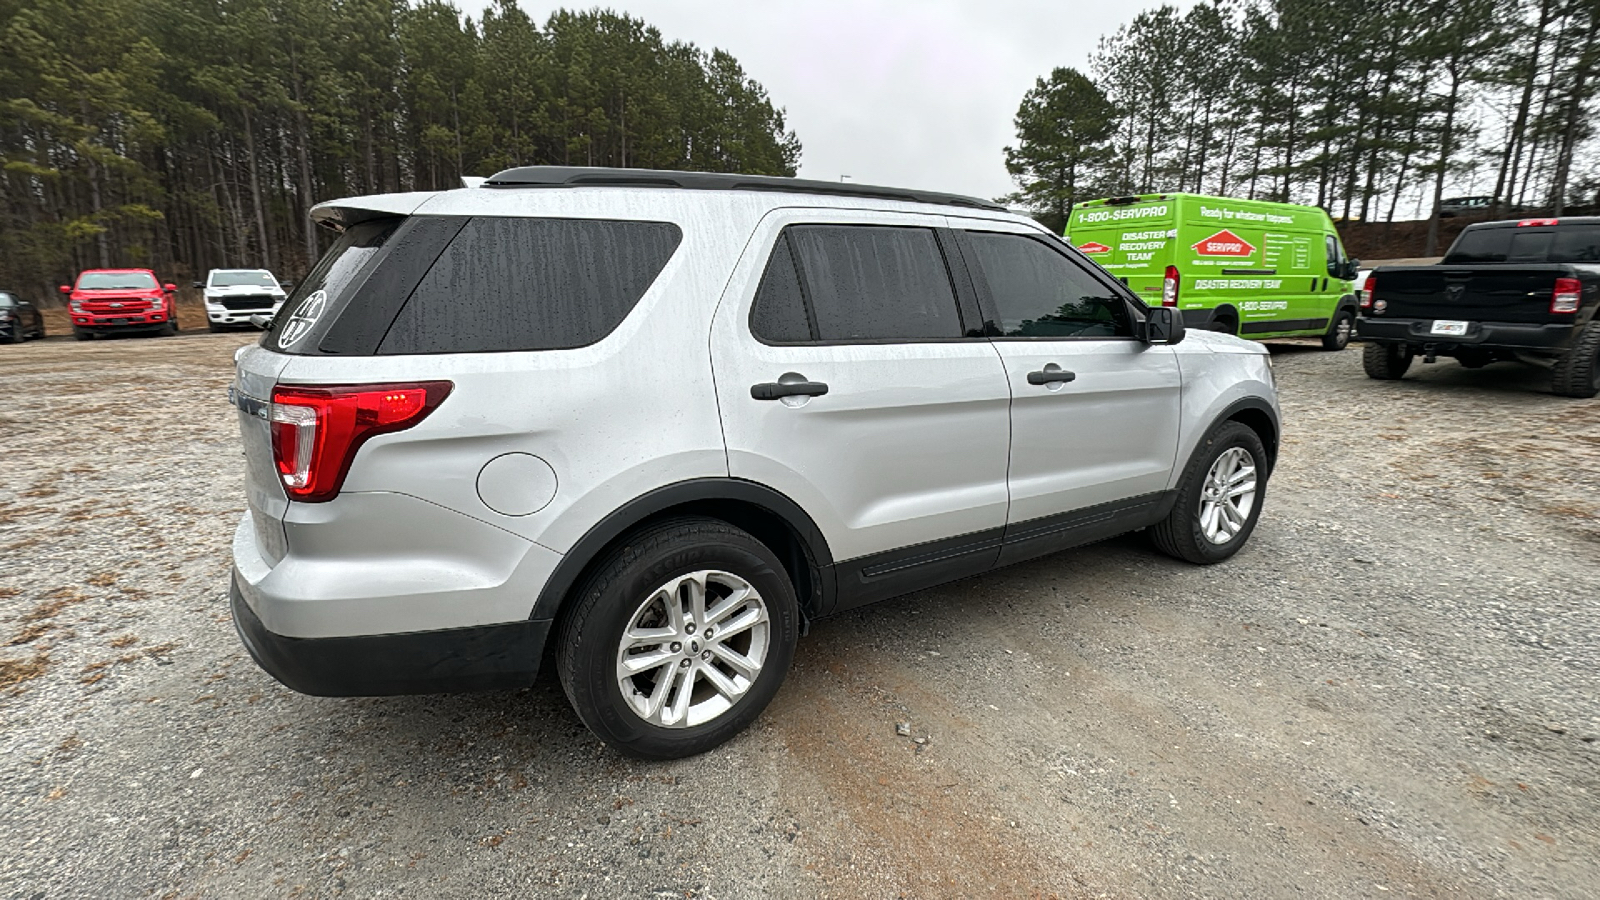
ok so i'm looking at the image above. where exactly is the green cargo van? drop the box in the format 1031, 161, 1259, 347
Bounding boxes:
1065, 193, 1361, 349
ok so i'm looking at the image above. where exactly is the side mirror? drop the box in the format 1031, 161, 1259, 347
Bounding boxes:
163, 283, 177, 293
1347, 259, 1362, 280
1141, 306, 1186, 345
59, 285, 70, 294
280, 282, 295, 292
192, 281, 204, 289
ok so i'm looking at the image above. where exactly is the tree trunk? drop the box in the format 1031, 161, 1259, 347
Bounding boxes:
1549, 12, 1600, 214
1493, 0, 1553, 216
243, 106, 273, 271
1424, 62, 1462, 256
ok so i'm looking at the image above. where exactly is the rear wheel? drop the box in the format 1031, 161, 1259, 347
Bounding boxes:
1150, 420, 1268, 565
1321, 309, 1354, 350
1551, 321, 1600, 399
1363, 342, 1413, 379
555, 517, 799, 759
1209, 316, 1238, 336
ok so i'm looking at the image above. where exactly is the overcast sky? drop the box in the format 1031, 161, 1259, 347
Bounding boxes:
460, 0, 1191, 202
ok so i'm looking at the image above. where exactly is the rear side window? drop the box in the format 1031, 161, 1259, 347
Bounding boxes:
962, 231, 1132, 338
378, 217, 681, 354
1446, 225, 1600, 264
784, 225, 963, 341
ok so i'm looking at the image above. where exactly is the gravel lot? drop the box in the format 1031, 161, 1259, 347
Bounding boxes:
2, 332, 1597, 899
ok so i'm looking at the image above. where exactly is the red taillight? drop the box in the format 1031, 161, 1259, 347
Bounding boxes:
269, 381, 452, 502
1360, 274, 1375, 309
1162, 265, 1180, 307
1517, 218, 1558, 227
1552, 277, 1581, 314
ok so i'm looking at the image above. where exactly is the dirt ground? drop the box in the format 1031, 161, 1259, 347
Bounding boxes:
1, 331, 1596, 899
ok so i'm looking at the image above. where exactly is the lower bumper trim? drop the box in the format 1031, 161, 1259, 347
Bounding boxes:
230, 576, 548, 696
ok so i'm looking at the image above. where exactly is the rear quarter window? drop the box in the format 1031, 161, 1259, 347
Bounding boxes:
377, 217, 682, 354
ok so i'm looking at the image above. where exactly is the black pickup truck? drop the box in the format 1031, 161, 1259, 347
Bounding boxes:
1356, 217, 1600, 397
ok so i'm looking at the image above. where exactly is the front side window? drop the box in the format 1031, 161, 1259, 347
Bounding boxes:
76, 271, 157, 290
962, 231, 1132, 338
1325, 235, 1342, 276
782, 225, 963, 341
379, 217, 682, 354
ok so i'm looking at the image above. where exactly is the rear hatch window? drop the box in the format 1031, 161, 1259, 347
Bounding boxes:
263, 218, 403, 352
1445, 225, 1600, 264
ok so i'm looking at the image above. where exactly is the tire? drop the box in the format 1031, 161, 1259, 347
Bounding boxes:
1551, 321, 1600, 399
1363, 342, 1413, 379
1150, 421, 1269, 565
1321, 308, 1354, 351
73, 327, 91, 342
3, 326, 20, 344
208, 321, 224, 334
1209, 316, 1238, 336
162, 314, 179, 336
555, 516, 800, 760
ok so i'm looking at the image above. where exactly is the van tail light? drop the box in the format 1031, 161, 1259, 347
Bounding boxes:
270, 381, 453, 502
1360, 274, 1375, 309
1162, 265, 1180, 307
1552, 277, 1581, 314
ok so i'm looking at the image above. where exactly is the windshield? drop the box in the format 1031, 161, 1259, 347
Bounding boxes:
1444, 225, 1600, 264
210, 271, 278, 288
76, 271, 158, 290
0, 294, 15, 307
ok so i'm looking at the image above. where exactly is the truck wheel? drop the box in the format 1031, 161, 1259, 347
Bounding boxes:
1363, 343, 1413, 380
207, 321, 224, 334
73, 327, 91, 342
1551, 321, 1600, 399
1150, 420, 1268, 565
1321, 309, 1354, 351
555, 517, 799, 760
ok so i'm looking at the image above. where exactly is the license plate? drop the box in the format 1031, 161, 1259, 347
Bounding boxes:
1430, 319, 1468, 336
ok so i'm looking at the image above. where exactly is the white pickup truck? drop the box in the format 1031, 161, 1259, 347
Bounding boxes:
196, 269, 289, 332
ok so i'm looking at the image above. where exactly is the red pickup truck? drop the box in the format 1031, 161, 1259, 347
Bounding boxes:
62, 269, 180, 339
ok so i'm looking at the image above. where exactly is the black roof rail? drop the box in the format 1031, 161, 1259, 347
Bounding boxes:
480, 166, 1007, 212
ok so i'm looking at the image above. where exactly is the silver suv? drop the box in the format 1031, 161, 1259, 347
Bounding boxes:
229, 168, 1280, 759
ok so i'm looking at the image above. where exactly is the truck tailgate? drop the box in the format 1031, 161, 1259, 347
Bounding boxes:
1378, 266, 1565, 324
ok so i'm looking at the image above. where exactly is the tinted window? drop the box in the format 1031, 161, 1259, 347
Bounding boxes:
750, 234, 813, 342
379, 217, 682, 354
265, 217, 400, 352
1446, 225, 1600, 264
963, 231, 1131, 338
786, 225, 962, 341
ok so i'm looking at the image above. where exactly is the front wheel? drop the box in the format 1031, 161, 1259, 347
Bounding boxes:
1321, 309, 1354, 350
1150, 421, 1268, 565
1363, 342, 1413, 379
555, 517, 799, 760
72, 327, 91, 342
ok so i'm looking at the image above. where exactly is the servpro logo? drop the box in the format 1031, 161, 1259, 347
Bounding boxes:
1192, 229, 1256, 257
1077, 241, 1111, 254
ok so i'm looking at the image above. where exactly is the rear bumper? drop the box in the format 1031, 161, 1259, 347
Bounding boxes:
231, 574, 548, 696
1356, 317, 1573, 351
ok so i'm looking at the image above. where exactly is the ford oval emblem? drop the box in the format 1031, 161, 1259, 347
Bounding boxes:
277, 290, 327, 349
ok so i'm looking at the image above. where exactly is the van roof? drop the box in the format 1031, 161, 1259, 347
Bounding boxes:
1075, 192, 1328, 212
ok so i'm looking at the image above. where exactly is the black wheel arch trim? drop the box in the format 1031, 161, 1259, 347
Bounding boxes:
530, 477, 836, 624
1212, 396, 1280, 469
